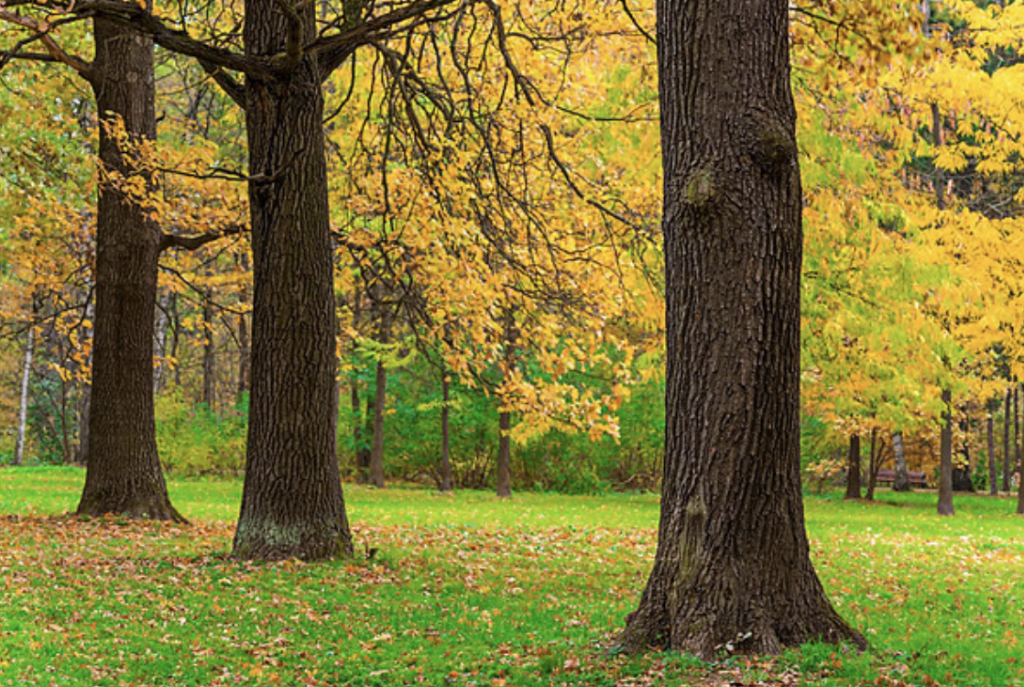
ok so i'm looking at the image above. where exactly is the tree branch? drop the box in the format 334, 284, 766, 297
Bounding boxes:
197, 58, 246, 109
159, 224, 246, 253
0, 7, 92, 77
314, 0, 460, 79
60, 0, 269, 77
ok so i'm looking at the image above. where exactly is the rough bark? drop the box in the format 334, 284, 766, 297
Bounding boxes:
844, 435, 862, 500
938, 388, 955, 516
617, 0, 863, 657
14, 324, 35, 467
892, 431, 910, 492
231, 0, 352, 560
76, 17, 183, 522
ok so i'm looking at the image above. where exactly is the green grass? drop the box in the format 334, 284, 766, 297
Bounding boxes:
1, 466, 1023, 686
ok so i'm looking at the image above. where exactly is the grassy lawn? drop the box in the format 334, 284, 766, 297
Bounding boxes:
1, 467, 1023, 686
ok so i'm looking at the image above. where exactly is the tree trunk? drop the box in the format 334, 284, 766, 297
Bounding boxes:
202, 285, 217, 411
496, 312, 515, 499
231, 1, 352, 560
76, 381, 91, 466
938, 388, 955, 516
153, 289, 172, 395
892, 431, 910, 491
844, 434, 862, 500
617, 0, 863, 657
865, 430, 881, 501
13, 324, 35, 467
369, 358, 387, 488
988, 413, 997, 496
1017, 438, 1024, 514
439, 365, 454, 492
496, 407, 512, 498
1015, 385, 1021, 494
76, 17, 183, 522
236, 253, 251, 407
1004, 387, 1011, 492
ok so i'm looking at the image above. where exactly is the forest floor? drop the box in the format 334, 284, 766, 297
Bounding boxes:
1, 466, 1022, 686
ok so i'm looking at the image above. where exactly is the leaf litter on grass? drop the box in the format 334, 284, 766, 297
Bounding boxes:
1, 482, 1024, 685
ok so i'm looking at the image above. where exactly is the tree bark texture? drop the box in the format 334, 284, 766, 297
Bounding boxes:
618, 0, 864, 657
76, 18, 183, 522
844, 434, 862, 500
892, 431, 910, 492
231, 0, 352, 560
938, 388, 955, 516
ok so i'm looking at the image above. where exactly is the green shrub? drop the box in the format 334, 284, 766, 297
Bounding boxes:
156, 391, 247, 475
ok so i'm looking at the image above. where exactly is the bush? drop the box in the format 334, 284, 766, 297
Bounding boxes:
156, 391, 247, 475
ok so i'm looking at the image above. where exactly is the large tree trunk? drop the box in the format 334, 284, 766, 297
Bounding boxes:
13, 324, 35, 467
76, 18, 183, 522
844, 434, 862, 500
617, 0, 863, 657
938, 388, 955, 516
231, 0, 352, 560
892, 431, 910, 491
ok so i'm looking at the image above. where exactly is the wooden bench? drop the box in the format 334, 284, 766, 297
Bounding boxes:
873, 468, 928, 487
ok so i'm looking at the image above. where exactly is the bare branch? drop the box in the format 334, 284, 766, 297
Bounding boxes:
618, 0, 655, 46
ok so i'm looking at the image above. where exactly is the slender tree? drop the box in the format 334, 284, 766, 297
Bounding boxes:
1004, 387, 1011, 492
938, 388, 955, 515
892, 431, 911, 491
617, 0, 864, 656
844, 434, 862, 500
988, 410, 997, 496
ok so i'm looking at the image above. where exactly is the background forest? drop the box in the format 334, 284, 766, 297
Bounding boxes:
3, 0, 1024, 502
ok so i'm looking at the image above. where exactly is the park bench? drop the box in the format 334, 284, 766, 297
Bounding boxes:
873, 468, 928, 487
